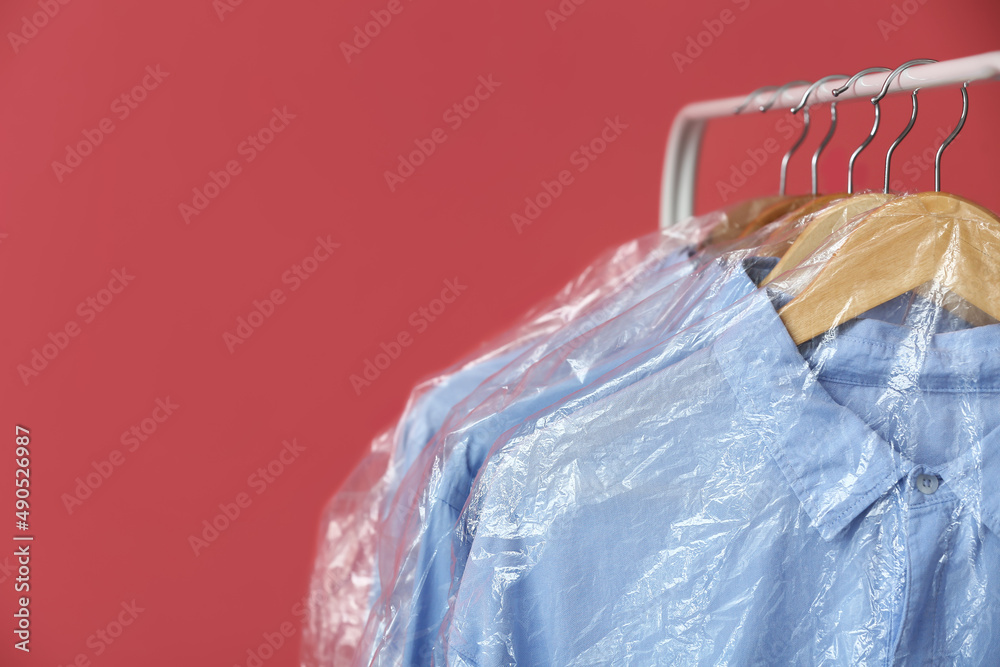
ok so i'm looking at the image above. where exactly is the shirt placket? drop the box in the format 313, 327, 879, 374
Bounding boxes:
891, 467, 960, 667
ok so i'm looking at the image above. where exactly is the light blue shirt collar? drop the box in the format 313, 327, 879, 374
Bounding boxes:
715, 290, 1000, 541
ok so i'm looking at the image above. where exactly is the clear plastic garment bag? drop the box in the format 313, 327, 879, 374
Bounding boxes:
305, 53, 1000, 666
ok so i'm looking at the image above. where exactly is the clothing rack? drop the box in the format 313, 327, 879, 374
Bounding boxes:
659, 51, 1000, 229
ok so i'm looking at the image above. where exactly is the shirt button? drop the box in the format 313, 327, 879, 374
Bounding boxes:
916, 474, 940, 495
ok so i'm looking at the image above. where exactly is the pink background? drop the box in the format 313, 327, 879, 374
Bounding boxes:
1, 0, 998, 664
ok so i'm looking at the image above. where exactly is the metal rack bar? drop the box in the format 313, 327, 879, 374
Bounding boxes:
659, 51, 1000, 228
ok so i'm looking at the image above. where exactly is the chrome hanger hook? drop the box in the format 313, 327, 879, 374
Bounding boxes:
791, 75, 849, 114
778, 107, 809, 196
831, 67, 892, 194
792, 75, 849, 195
832, 67, 892, 98
884, 89, 920, 194
935, 82, 969, 192
759, 80, 810, 112
875, 60, 936, 194
760, 80, 813, 195
811, 105, 837, 196
734, 85, 779, 114
872, 59, 937, 104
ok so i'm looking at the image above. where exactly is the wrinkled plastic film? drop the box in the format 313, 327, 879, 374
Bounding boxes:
308, 193, 1000, 666
446, 197, 1000, 665
313, 205, 793, 665
362, 249, 741, 666
302, 210, 726, 666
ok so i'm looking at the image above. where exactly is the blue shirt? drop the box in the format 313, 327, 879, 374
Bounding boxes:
446, 282, 1000, 666
391, 238, 702, 484
373, 255, 774, 666
363, 245, 701, 664
384, 244, 697, 511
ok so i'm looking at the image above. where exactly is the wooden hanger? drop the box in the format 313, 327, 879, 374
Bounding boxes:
778, 192, 1000, 344
703, 194, 852, 262
730, 76, 860, 247
726, 194, 817, 241
760, 192, 896, 284
740, 192, 849, 245
706, 80, 835, 247
758, 67, 908, 278
776, 69, 999, 343
701, 194, 794, 245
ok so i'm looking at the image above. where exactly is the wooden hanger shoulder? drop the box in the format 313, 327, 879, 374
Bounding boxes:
704, 194, 793, 245
761, 192, 897, 284
751, 192, 851, 249
777, 193, 1000, 345
734, 194, 820, 240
